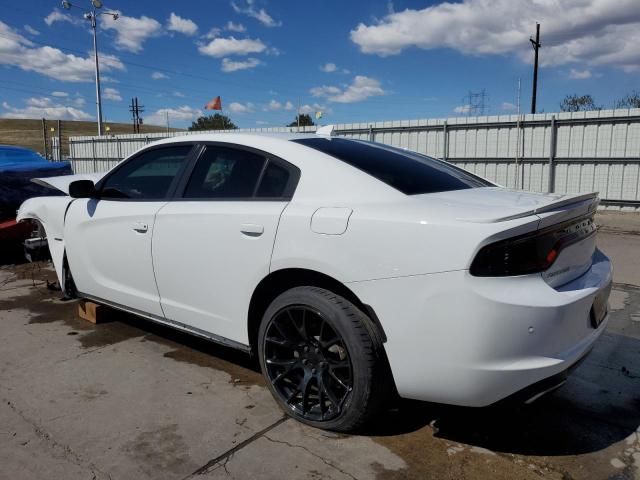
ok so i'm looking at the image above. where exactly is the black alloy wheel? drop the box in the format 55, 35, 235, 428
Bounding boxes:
263, 305, 353, 421
258, 286, 391, 431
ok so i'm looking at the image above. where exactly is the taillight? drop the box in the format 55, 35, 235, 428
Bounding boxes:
470, 215, 596, 277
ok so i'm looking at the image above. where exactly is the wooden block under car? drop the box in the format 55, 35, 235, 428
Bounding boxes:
78, 300, 112, 324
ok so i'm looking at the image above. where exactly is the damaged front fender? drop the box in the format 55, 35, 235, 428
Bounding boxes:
17, 196, 74, 288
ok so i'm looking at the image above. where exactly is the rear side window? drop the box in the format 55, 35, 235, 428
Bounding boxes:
184, 146, 266, 198
100, 145, 192, 199
292, 138, 491, 195
256, 162, 290, 198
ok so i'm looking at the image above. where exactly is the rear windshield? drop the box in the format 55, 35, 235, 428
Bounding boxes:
292, 137, 492, 195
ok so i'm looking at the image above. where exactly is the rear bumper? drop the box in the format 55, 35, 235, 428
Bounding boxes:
348, 248, 613, 406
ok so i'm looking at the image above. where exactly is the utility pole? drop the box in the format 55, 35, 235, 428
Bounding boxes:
90, 10, 103, 136
41, 118, 48, 159
61, 1, 119, 136
57, 119, 62, 160
129, 97, 144, 133
530, 22, 541, 114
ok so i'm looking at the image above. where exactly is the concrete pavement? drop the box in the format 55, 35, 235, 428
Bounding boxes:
1, 212, 639, 480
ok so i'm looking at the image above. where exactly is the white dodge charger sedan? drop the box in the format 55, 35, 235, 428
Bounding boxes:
18, 129, 612, 431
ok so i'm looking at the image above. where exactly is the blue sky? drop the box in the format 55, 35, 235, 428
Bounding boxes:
1, 0, 639, 128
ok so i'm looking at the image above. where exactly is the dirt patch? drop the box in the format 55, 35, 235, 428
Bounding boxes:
122, 424, 194, 476
2, 261, 264, 384
141, 331, 264, 387
367, 403, 544, 480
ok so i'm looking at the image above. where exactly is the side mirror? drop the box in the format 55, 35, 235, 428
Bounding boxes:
68, 180, 96, 199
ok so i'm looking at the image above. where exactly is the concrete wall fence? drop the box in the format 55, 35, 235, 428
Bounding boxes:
68, 109, 640, 207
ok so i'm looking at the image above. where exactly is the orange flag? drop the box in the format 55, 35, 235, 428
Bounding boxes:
204, 96, 222, 110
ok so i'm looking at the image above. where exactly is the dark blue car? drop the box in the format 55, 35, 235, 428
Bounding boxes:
0, 145, 71, 222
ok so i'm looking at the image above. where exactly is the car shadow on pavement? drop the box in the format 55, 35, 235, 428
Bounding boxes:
366, 330, 640, 457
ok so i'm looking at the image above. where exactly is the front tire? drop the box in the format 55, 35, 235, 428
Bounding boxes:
257, 286, 388, 431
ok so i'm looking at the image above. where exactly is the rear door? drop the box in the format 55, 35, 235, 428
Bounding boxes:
152, 143, 299, 344
65, 144, 195, 316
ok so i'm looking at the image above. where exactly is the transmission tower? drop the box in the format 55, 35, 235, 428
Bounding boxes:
129, 97, 145, 134
465, 89, 489, 116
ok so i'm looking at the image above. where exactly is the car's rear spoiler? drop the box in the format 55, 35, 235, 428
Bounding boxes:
460, 192, 599, 223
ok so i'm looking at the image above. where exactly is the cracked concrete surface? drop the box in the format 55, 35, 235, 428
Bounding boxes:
1, 211, 639, 480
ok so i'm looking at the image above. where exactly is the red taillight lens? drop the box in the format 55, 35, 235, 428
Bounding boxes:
470, 215, 596, 277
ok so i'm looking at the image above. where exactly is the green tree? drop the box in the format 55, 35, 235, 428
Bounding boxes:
287, 114, 315, 127
615, 91, 640, 109
559, 94, 601, 112
189, 114, 237, 131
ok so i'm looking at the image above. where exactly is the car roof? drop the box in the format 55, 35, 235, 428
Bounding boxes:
150, 131, 329, 147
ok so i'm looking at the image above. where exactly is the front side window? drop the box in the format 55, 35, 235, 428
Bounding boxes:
183, 146, 267, 198
100, 145, 192, 199
292, 137, 492, 195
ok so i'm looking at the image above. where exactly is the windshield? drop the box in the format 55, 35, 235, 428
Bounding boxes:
292, 137, 492, 195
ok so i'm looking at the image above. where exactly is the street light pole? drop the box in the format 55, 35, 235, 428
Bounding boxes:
89, 10, 103, 136
61, 0, 118, 136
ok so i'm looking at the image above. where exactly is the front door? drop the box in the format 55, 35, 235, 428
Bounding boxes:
64, 144, 194, 316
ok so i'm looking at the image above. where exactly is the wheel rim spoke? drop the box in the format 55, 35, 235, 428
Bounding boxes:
264, 305, 354, 422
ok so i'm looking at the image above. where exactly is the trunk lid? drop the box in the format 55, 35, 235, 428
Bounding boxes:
417, 187, 600, 287
416, 187, 597, 224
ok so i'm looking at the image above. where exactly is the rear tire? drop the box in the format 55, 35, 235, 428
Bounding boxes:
257, 286, 389, 431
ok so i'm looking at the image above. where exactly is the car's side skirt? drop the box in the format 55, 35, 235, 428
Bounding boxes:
77, 291, 251, 353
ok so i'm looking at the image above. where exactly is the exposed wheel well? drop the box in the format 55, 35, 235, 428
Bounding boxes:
247, 268, 387, 354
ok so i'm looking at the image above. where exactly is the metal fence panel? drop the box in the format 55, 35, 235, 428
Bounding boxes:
68, 109, 640, 207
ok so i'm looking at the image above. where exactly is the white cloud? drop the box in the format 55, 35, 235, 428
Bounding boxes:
265, 100, 295, 111
226, 21, 246, 32
221, 57, 261, 72
24, 25, 40, 36
151, 71, 169, 80
26, 97, 53, 108
44, 10, 81, 27
310, 75, 385, 103
146, 105, 202, 126
173, 91, 185, 97
101, 11, 162, 53
231, 1, 281, 27
73, 96, 86, 107
103, 87, 122, 101
2, 99, 91, 120
198, 36, 266, 57
299, 103, 328, 115
569, 68, 593, 79
0, 21, 125, 82
51, 91, 69, 97
266, 99, 282, 111
167, 12, 198, 36
350, 0, 640, 72
228, 101, 255, 114
454, 104, 471, 114
501, 102, 517, 111
203, 27, 222, 39
320, 62, 337, 73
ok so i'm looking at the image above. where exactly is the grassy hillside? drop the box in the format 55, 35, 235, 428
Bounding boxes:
0, 119, 184, 158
